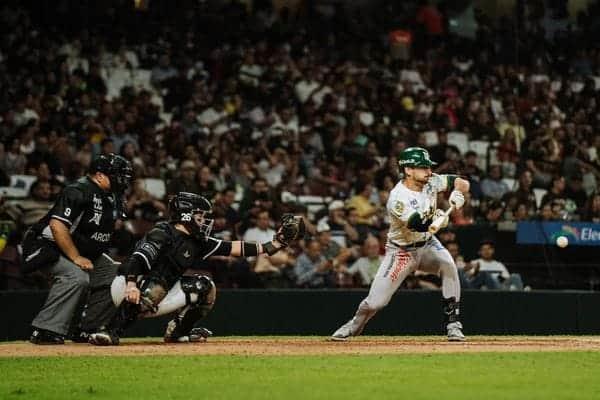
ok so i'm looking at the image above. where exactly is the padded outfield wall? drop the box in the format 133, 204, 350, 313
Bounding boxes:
1, 289, 600, 340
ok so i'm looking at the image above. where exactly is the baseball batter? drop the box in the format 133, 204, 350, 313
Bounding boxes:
331, 147, 469, 341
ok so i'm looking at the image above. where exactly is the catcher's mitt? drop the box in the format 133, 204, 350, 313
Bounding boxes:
275, 214, 305, 246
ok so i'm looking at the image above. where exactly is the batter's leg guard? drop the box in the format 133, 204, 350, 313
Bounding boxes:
164, 275, 216, 343
444, 297, 465, 342
331, 299, 378, 341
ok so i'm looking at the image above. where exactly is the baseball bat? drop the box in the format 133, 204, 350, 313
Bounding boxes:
428, 204, 455, 234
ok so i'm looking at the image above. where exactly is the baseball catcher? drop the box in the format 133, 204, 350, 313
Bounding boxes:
87, 191, 304, 345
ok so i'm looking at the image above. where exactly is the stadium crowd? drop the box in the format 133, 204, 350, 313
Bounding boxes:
1, 0, 600, 290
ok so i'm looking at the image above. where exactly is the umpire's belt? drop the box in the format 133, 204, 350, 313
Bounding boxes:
390, 239, 428, 250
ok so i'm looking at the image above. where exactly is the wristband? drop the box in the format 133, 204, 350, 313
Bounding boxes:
242, 242, 260, 257
262, 241, 283, 256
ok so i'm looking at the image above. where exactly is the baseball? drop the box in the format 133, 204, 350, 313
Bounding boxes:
556, 236, 568, 248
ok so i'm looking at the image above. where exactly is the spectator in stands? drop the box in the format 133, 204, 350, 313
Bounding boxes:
213, 187, 241, 238
497, 111, 526, 152
318, 200, 358, 248
481, 165, 510, 201
343, 236, 382, 287
346, 181, 378, 226
479, 200, 505, 227
238, 178, 276, 224
166, 160, 201, 196
537, 203, 556, 221
2, 137, 27, 176
508, 170, 537, 211
447, 241, 498, 290
583, 193, 600, 222
315, 220, 354, 273
541, 175, 568, 207
496, 128, 519, 178
243, 209, 294, 286
5, 179, 54, 228
196, 165, 217, 201
428, 130, 460, 167
564, 174, 588, 214
294, 239, 332, 288
470, 241, 525, 290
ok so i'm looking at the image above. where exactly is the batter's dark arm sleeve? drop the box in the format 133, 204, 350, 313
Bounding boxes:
122, 226, 170, 279
407, 212, 431, 232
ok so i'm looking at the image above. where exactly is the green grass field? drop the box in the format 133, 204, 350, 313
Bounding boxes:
1, 338, 600, 400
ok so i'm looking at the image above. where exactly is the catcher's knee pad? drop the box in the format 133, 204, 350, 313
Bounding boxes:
180, 274, 216, 307
139, 278, 168, 313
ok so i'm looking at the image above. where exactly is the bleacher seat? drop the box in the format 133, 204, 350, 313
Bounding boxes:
9, 175, 37, 193
0, 187, 28, 199
423, 131, 438, 146
533, 188, 547, 208
469, 140, 490, 171
448, 132, 469, 154
141, 178, 166, 200
502, 178, 517, 190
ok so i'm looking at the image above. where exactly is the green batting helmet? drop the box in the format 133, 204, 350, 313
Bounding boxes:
398, 147, 437, 168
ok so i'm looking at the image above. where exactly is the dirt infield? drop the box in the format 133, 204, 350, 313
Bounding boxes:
2, 336, 600, 357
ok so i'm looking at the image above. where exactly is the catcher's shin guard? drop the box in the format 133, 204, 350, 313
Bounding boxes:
164, 275, 216, 342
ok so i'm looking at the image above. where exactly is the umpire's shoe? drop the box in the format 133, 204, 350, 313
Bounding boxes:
88, 327, 120, 346
30, 328, 65, 345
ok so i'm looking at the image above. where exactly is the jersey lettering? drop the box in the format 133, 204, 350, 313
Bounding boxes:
91, 232, 112, 242
181, 213, 192, 222
88, 212, 102, 225
64, 208, 71, 217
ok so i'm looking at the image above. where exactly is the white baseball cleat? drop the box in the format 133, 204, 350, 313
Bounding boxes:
447, 321, 466, 342
330, 322, 353, 341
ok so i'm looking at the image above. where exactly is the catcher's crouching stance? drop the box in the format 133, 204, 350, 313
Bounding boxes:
88, 192, 304, 345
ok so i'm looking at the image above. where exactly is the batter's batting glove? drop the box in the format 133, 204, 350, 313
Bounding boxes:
449, 190, 465, 209
275, 214, 306, 246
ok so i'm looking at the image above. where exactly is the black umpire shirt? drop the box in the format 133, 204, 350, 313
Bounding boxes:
36, 176, 118, 260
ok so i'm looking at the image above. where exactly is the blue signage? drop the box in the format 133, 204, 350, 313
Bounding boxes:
516, 222, 600, 246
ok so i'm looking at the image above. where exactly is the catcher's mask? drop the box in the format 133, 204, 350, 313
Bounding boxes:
89, 153, 133, 194
169, 192, 214, 241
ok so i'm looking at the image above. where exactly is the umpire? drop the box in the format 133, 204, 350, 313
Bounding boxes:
24, 153, 132, 345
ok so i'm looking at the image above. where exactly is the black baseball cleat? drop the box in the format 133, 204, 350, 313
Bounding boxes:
164, 326, 213, 343
30, 329, 65, 345
88, 328, 120, 346
71, 331, 90, 343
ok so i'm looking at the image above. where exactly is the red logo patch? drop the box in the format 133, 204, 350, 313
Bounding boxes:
390, 251, 411, 282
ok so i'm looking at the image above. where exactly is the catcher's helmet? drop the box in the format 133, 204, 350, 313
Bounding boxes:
169, 192, 214, 240
398, 147, 437, 169
90, 153, 133, 194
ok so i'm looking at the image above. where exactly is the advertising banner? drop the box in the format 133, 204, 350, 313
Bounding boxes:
516, 222, 600, 246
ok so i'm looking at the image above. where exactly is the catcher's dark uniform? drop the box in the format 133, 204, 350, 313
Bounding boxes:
93, 221, 233, 343
27, 176, 121, 336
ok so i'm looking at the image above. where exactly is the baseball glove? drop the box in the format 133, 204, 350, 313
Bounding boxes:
275, 214, 305, 246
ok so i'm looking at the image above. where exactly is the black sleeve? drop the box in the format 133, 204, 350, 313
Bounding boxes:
49, 186, 86, 226
198, 237, 232, 259
123, 225, 171, 275
407, 212, 432, 232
